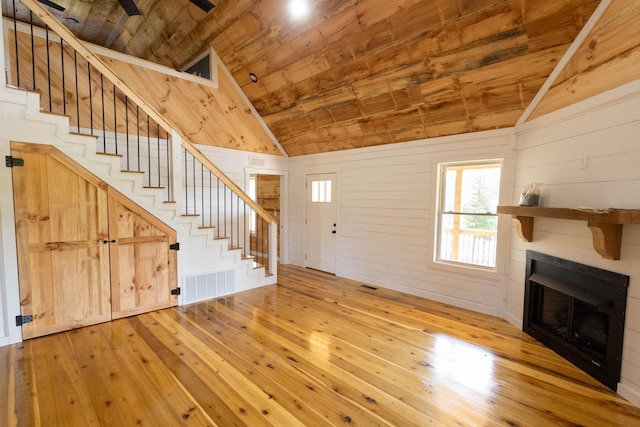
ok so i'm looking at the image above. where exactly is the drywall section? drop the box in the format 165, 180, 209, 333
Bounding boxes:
289, 130, 515, 317
508, 81, 640, 405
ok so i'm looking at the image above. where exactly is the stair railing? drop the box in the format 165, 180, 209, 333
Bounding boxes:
5, 0, 276, 275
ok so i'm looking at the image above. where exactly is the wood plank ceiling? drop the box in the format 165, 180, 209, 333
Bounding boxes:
2, 0, 601, 156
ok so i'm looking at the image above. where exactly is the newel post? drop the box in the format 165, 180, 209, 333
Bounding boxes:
269, 221, 278, 277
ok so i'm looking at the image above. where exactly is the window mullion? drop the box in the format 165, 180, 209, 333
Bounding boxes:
443, 211, 497, 216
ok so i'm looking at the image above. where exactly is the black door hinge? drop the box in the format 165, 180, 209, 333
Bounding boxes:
16, 315, 33, 326
6, 156, 24, 167
171, 287, 181, 296
169, 242, 180, 251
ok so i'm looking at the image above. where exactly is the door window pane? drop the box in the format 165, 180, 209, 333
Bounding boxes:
311, 180, 332, 203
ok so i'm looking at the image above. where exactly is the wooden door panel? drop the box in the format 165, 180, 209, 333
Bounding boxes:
11, 142, 111, 339
108, 188, 177, 319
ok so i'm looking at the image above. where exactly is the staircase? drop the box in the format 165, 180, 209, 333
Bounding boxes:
0, 0, 277, 306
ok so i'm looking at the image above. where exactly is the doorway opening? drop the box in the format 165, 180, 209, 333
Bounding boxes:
249, 174, 282, 263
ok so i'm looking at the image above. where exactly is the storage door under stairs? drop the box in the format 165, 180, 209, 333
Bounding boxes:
10, 142, 177, 339
107, 187, 177, 319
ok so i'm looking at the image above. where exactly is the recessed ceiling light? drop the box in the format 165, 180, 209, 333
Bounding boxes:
288, 0, 310, 20
249, 73, 258, 83
67, 17, 79, 23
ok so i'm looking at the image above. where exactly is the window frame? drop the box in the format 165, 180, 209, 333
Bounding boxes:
434, 159, 503, 272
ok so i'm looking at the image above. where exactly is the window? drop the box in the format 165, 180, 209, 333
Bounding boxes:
436, 161, 502, 269
311, 180, 332, 203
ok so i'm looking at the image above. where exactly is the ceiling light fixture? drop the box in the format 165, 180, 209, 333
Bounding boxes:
288, 0, 310, 20
249, 73, 258, 83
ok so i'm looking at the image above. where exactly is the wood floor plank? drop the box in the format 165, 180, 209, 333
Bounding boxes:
178, 298, 441, 426
191, 299, 446, 427
140, 309, 300, 427
2, 264, 640, 426
154, 307, 338, 426
27, 333, 100, 425
277, 268, 599, 385
63, 328, 138, 426
0, 343, 17, 426
214, 285, 576, 426
104, 319, 215, 425
126, 315, 249, 426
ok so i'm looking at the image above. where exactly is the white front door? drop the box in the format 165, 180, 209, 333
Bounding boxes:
305, 173, 337, 273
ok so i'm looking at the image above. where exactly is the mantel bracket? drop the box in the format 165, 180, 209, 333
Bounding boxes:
508, 215, 623, 260
587, 222, 622, 260
512, 215, 534, 242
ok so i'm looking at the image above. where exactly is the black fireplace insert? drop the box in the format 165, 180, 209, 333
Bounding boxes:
524, 250, 629, 390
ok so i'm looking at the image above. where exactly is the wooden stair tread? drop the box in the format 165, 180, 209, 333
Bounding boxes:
121, 170, 145, 174
69, 131, 99, 139
96, 152, 123, 158
5, 84, 29, 92
143, 185, 165, 190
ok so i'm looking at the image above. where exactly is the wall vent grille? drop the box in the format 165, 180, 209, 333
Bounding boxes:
249, 157, 266, 167
182, 269, 235, 304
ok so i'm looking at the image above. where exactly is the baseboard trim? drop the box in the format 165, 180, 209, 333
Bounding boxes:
617, 382, 640, 409
338, 270, 499, 318
503, 311, 523, 330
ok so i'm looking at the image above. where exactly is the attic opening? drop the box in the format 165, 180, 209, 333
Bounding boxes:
181, 47, 217, 82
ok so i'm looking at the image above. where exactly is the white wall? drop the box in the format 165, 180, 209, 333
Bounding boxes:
507, 81, 640, 404
289, 130, 515, 317
0, 89, 44, 345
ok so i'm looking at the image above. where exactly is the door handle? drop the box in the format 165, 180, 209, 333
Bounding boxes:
332, 230, 336, 234
103, 239, 116, 244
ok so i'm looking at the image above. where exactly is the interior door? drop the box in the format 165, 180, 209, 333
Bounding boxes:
108, 188, 178, 319
11, 142, 112, 339
305, 173, 337, 273
11, 142, 178, 339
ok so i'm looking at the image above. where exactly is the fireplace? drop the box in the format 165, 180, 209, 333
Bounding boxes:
523, 250, 629, 390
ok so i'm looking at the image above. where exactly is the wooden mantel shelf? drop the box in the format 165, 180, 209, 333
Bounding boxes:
497, 206, 640, 260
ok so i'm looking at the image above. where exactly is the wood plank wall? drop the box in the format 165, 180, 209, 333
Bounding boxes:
4, 27, 281, 155
101, 56, 283, 155
530, 1, 640, 119
6, 30, 164, 138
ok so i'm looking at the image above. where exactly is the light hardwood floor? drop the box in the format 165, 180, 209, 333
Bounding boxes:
2, 264, 640, 426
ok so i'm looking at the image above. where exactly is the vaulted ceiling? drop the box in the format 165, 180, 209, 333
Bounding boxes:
1, 0, 607, 155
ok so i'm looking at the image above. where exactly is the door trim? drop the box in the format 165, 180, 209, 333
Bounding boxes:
244, 167, 289, 265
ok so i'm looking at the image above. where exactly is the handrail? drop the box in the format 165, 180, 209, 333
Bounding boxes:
19, 0, 274, 225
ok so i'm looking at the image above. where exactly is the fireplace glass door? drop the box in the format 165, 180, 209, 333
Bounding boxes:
533, 285, 610, 367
